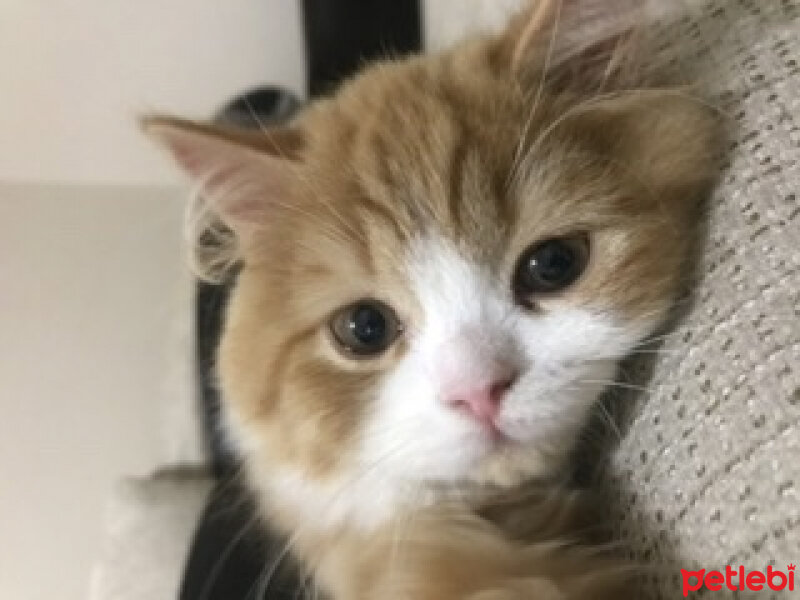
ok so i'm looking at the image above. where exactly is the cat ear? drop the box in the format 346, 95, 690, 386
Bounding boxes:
141, 115, 304, 236
500, 0, 645, 90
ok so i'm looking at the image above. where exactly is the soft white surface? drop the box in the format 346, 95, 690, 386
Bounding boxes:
88, 472, 213, 600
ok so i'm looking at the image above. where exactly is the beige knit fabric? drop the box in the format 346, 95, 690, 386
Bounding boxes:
599, 1, 800, 597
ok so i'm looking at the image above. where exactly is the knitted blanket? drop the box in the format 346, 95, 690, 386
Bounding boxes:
601, 1, 800, 597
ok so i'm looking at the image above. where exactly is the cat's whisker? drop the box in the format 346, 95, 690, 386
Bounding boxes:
593, 401, 623, 442
196, 508, 263, 600
249, 530, 300, 600
187, 185, 369, 281
209, 465, 253, 514
584, 347, 687, 361
576, 379, 657, 395
625, 347, 686, 358
635, 315, 800, 348
236, 96, 372, 249
387, 488, 425, 592
242, 96, 272, 137
270, 196, 366, 248
507, 0, 564, 192
527, 91, 628, 168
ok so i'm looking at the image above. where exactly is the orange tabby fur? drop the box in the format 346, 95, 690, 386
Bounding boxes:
145, 1, 720, 597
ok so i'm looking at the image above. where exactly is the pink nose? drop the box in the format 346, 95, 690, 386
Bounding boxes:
447, 379, 514, 427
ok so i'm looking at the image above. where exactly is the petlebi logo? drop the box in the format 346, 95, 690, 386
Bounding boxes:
681, 564, 795, 596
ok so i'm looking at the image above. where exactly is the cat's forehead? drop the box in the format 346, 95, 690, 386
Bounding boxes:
281, 53, 654, 295
292, 58, 546, 264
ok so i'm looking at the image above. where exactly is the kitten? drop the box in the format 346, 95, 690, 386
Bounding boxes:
145, 0, 719, 597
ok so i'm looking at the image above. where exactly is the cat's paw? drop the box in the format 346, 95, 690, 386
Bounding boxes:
467, 578, 565, 600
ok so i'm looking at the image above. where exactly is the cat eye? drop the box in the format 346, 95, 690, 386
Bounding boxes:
513, 235, 590, 301
330, 300, 402, 358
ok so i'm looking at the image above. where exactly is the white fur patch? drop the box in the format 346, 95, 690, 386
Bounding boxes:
262, 236, 658, 531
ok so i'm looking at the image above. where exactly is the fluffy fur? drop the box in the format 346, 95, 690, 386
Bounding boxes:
145, 1, 720, 597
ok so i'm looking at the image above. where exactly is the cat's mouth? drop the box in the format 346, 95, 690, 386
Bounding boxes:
488, 426, 510, 446
456, 409, 519, 451
470, 420, 529, 460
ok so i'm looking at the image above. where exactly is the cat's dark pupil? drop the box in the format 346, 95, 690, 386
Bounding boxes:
529, 241, 575, 283
349, 304, 387, 347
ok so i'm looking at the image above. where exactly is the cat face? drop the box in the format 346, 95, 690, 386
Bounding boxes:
146, 0, 719, 529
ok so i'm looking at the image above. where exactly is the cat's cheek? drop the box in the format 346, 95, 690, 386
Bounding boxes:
497, 361, 613, 445
493, 308, 652, 444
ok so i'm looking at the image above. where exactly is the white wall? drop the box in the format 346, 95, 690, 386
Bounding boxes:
0, 0, 305, 187
422, 0, 523, 50
0, 183, 195, 600
0, 2, 306, 599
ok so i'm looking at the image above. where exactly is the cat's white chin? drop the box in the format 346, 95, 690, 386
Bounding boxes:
470, 434, 577, 487
252, 423, 581, 535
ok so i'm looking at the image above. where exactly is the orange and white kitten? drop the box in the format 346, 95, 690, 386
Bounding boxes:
146, 1, 719, 598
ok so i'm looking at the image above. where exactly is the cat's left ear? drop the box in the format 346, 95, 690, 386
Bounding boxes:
142, 115, 304, 238
499, 0, 645, 89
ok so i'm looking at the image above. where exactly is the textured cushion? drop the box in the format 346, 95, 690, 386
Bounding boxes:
598, 1, 800, 597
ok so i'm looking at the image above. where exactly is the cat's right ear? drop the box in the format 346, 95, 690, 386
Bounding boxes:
497, 0, 645, 90
141, 115, 304, 238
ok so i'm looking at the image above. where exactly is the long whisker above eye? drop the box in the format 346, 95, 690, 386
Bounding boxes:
506, 1, 565, 193
239, 98, 372, 251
